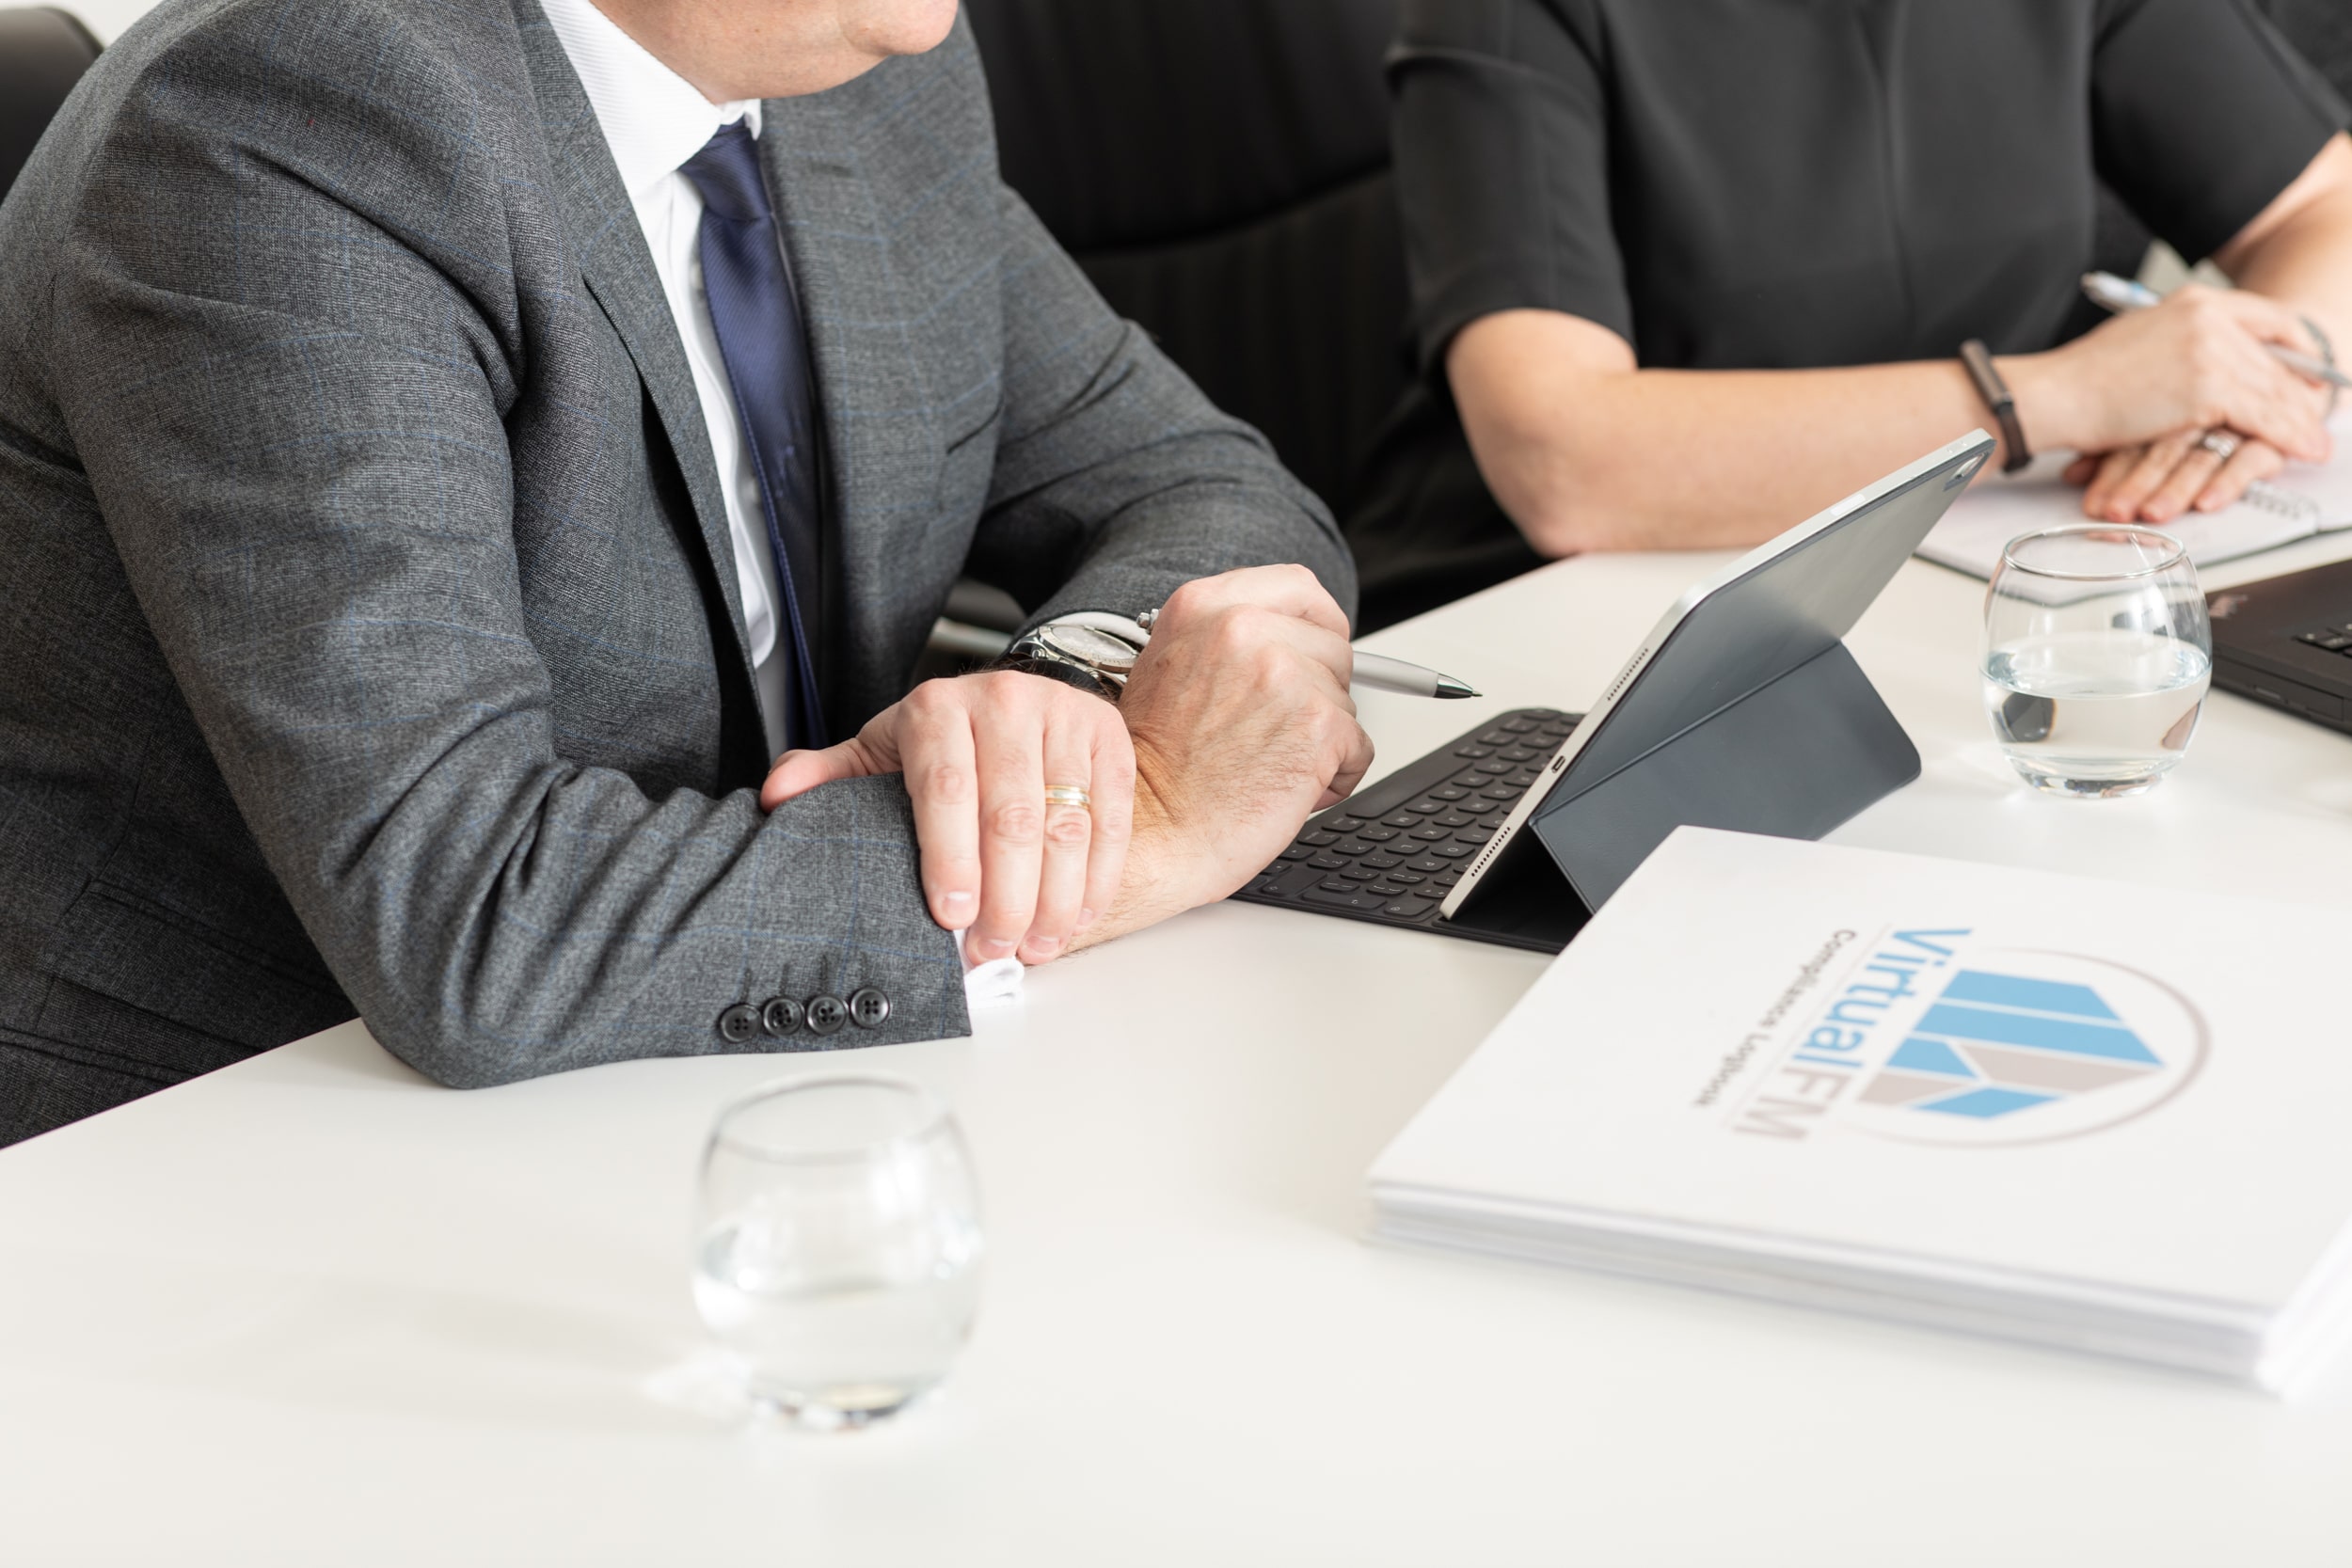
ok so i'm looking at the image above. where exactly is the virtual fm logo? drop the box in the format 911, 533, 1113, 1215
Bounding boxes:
1726, 928, 2209, 1147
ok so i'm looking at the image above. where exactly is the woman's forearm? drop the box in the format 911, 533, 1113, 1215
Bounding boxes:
2218, 135, 2352, 358
1448, 310, 2014, 556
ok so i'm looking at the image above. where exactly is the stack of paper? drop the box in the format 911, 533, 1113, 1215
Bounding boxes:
1918, 416, 2352, 578
1372, 829, 2352, 1393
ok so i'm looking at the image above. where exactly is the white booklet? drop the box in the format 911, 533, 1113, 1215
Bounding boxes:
1370, 828, 2352, 1393
1918, 415, 2352, 578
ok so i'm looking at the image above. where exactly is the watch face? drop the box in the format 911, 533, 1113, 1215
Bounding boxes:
1038, 624, 1140, 673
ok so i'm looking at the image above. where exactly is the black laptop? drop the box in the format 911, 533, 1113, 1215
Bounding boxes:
2208, 560, 2352, 733
1231, 433, 1996, 954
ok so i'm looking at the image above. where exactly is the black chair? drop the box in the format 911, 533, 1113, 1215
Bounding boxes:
1, 8, 102, 203
963, 0, 1406, 531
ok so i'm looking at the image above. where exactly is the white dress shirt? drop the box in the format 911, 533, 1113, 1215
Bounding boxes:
541, 0, 1023, 1004
541, 0, 794, 762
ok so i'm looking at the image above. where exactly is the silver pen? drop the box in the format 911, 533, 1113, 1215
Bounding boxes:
2081, 271, 2352, 390
1055, 610, 1481, 699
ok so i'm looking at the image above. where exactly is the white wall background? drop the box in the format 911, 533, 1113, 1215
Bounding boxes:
77, 0, 164, 42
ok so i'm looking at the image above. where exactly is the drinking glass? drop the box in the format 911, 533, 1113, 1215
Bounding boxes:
692, 1074, 983, 1428
1982, 525, 2212, 799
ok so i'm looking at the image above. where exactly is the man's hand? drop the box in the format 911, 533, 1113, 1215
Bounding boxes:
1075, 564, 1375, 946
762, 672, 1135, 967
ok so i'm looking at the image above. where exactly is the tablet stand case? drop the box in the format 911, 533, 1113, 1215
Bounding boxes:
1443, 638, 1921, 954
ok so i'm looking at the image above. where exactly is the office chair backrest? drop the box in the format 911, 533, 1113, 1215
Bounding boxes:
962, 0, 1405, 519
0, 8, 102, 204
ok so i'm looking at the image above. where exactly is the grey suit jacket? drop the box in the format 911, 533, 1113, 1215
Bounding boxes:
0, 0, 1352, 1144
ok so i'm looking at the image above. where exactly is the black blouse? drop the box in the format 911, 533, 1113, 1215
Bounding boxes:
1347, 0, 2348, 630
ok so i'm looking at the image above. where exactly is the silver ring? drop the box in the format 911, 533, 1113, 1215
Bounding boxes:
1043, 784, 1092, 812
2200, 430, 2242, 461
1135, 607, 1161, 634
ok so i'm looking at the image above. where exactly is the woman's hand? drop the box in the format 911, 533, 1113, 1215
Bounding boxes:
761, 671, 1135, 968
2010, 283, 2333, 468
2065, 429, 2296, 524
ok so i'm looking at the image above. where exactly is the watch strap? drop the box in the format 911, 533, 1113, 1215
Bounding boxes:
1960, 339, 2032, 474
992, 645, 1119, 703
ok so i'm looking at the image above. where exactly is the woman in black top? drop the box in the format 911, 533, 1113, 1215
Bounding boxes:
1348, 0, 2352, 629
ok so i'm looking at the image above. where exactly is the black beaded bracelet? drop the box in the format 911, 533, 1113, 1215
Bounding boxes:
2303, 314, 2340, 417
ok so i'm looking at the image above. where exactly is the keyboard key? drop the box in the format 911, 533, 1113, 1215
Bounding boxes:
1303, 885, 1385, 912
1369, 882, 1409, 898
1279, 844, 1312, 861
1357, 825, 1400, 843
1499, 746, 1540, 762
1435, 812, 1476, 829
1454, 744, 1494, 758
1409, 825, 1451, 842
1362, 852, 1404, 870
1383, 896, 1436, 920
1479, 730, 1517, 746
1318, 877, 1358, 892
1406, 799, 1446, 814
1388, 871, 1426, 886
1406, 856, 1448, 874
1432, 843, 1476, 859
1335, 863, 1377, 880
1327, 816, 1369, 834
1307, 853, 1348, 871
1432, 785, 1470, 801
1481, 784, 1520, 800
1458, 798, 1499, 815
2322, 635, 2352, 652
1502, 717, 1538, 733
1455, 825, 1495, 844
1474, 759, 1513, 775
1433, 868, 1462, 886
1382, 813, 1420, 829
1300, 830, 1339, 847
1336, 839, 1375, 857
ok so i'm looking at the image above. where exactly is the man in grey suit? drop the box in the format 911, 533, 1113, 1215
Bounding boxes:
0, 0, 1370, 1144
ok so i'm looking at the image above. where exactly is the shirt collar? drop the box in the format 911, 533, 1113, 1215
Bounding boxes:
540, 0, 763, 203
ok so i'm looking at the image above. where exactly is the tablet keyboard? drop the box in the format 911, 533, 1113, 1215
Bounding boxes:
1229, 708, 1581, 941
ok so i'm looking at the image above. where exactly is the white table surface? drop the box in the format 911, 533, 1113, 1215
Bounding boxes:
8, 533, 2352, 1566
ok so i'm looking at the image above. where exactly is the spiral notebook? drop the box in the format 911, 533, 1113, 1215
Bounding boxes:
1918, 422, 2352, 579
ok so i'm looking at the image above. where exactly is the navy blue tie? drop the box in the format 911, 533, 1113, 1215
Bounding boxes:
679, 119, 826, 749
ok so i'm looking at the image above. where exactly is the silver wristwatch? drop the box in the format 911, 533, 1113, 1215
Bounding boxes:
1001, 620, 1144, 701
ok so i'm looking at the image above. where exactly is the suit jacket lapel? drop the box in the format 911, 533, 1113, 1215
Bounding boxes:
759, 79, 946, 729
513, 0, 760, 702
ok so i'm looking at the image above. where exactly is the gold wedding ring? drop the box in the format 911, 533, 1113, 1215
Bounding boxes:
1043, 784, 1093, 812
2200, 430, 2242, 461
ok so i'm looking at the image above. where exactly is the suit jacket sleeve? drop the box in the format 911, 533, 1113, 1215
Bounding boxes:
961, 189, 1360, 630
47, 19, 965, 1088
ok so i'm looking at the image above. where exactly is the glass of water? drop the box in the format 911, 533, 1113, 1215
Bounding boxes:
693, 1074, 983, 1429
1982, 525, 2212, 798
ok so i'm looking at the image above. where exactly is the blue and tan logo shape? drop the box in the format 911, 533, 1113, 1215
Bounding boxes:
1731, 933, 2208, 1148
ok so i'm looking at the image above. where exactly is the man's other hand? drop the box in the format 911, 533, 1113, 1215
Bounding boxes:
762, 672, 1135, 967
